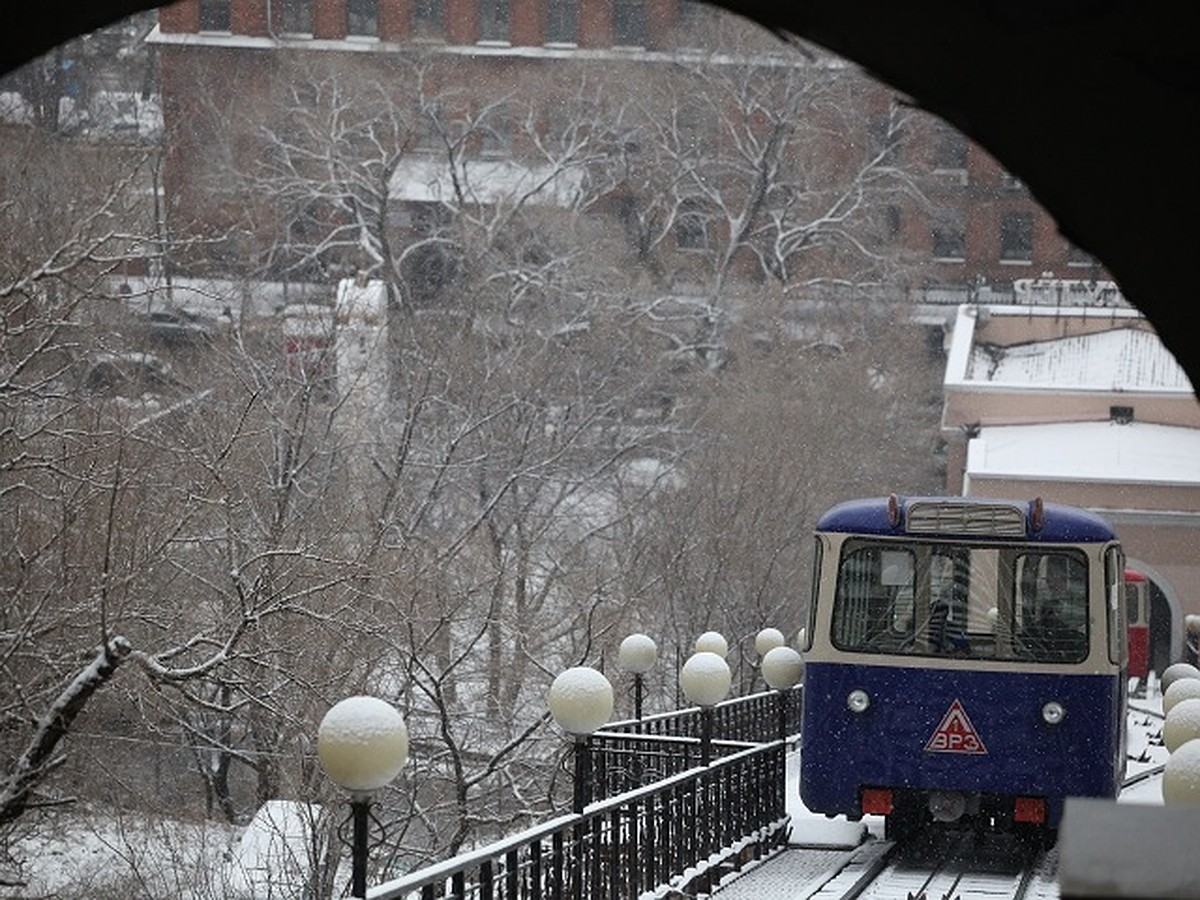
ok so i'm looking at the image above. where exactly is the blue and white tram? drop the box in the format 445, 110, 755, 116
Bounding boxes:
798, 495, 1128, 844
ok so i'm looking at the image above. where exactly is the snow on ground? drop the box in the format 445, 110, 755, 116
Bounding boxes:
1122, 681, 1169, 805
784, 746, 876, 847
2, 799, 332, 899
2, 808, 239, 898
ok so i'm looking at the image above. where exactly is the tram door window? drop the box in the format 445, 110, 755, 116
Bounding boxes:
1014, 551, 1089, 662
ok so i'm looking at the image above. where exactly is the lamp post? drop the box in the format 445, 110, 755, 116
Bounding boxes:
761, 645, 803, 741
680, 651, 731, 765
547, 666, 614, 813
317, 696, 409, 899
618, 633, 658, 723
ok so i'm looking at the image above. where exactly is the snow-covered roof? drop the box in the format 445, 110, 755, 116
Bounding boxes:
967, 421, 1200, 486
968, 327, 1194, 392
944, 304, 1196, 395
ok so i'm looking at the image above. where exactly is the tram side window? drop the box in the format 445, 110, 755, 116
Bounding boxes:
1013, 551, 1089, 662
831, 545, 915, 652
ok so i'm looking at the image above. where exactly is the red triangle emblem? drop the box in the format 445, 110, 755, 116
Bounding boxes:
924, 699, 988, 754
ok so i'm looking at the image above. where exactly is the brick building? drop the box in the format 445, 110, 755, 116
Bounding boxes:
147, 0, 1109, 303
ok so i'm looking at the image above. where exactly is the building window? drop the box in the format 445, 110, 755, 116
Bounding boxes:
414, 102, 443, 153
932, 122, 968, 171
1000, 211, 1034, 262
673, 0, 716, 49
676, 200, 708, 251
274, 0, 313, 34
931, 208, 965, 260
347, 0, 378, 36
676, 103, 705, 156
883, 205, 903, 243
613, 0, 647, 47
414, 0, 444, 37
678, 0, 710, 31
198, 0, 231, 31
480, 114, 513, 157
479, 0, 510, 41
545, 0, 578, 44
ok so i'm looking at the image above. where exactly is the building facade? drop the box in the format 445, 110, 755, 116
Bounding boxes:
148, 0, 1110, 303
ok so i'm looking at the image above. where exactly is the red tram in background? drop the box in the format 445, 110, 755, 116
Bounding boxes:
1125, 567, 1150, 683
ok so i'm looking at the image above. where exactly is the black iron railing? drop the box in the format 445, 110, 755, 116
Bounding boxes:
601, 688, 803, 744
585, 688, 802, 800
369, 740, 790, 900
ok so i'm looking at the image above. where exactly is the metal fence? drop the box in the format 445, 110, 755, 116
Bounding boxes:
602, 688, 802, 742
369, 740, 790, 900
587, 689, 803, 800
368, 690, 802, 900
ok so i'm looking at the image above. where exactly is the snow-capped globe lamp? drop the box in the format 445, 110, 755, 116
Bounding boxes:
761, 645, 803, 741
547, 666, 614, 813
1163, 676, 1200, 715
618, 633, 658, 721
1164, 697, 1200, 753
755, 627, 785, 657
761, 645, 803, 691
680, 651, 732, 765
317, 696, 409, 898
694, 630, 729, 658
1161, 661, 1200, 694
1162, 738, 1200, 807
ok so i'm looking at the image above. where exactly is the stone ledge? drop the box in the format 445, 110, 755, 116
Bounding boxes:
1059, 798, 1200, 899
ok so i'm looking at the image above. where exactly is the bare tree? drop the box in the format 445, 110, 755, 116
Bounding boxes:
0, 129, 168, 833
625, 302, 944, 699
2, 15, 951, 896
600, 27, 924, 366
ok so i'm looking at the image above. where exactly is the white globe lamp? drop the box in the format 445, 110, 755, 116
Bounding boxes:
317, 696, 409, 796
680, 651, 732, 707
761, 645, 803, 742
547, 666, 614, 736
761, 645, 803, 691
680, 651, 731, 766
317, 696, 409, 898
754, 627, 785, 657
618, 633, 657, 722
547, 666, 613, 813
618, 633, 658, 675
1163, 676, 1200, 715
1162, 739, 1200, 806
1162, 662, 1200, 693
694, 631, 729, 658
1164, 697, 1200, 753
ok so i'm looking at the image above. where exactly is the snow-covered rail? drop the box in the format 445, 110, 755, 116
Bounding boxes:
718, 831, 1057, 900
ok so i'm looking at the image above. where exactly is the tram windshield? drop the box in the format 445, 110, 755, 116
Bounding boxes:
829, 539, 1090, 663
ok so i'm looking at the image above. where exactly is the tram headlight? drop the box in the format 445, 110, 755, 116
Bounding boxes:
1042, 700, 1066, 725
847, 689, 871, 714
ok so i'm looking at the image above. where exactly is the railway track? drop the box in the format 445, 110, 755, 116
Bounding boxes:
794, 827, 1056, 900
